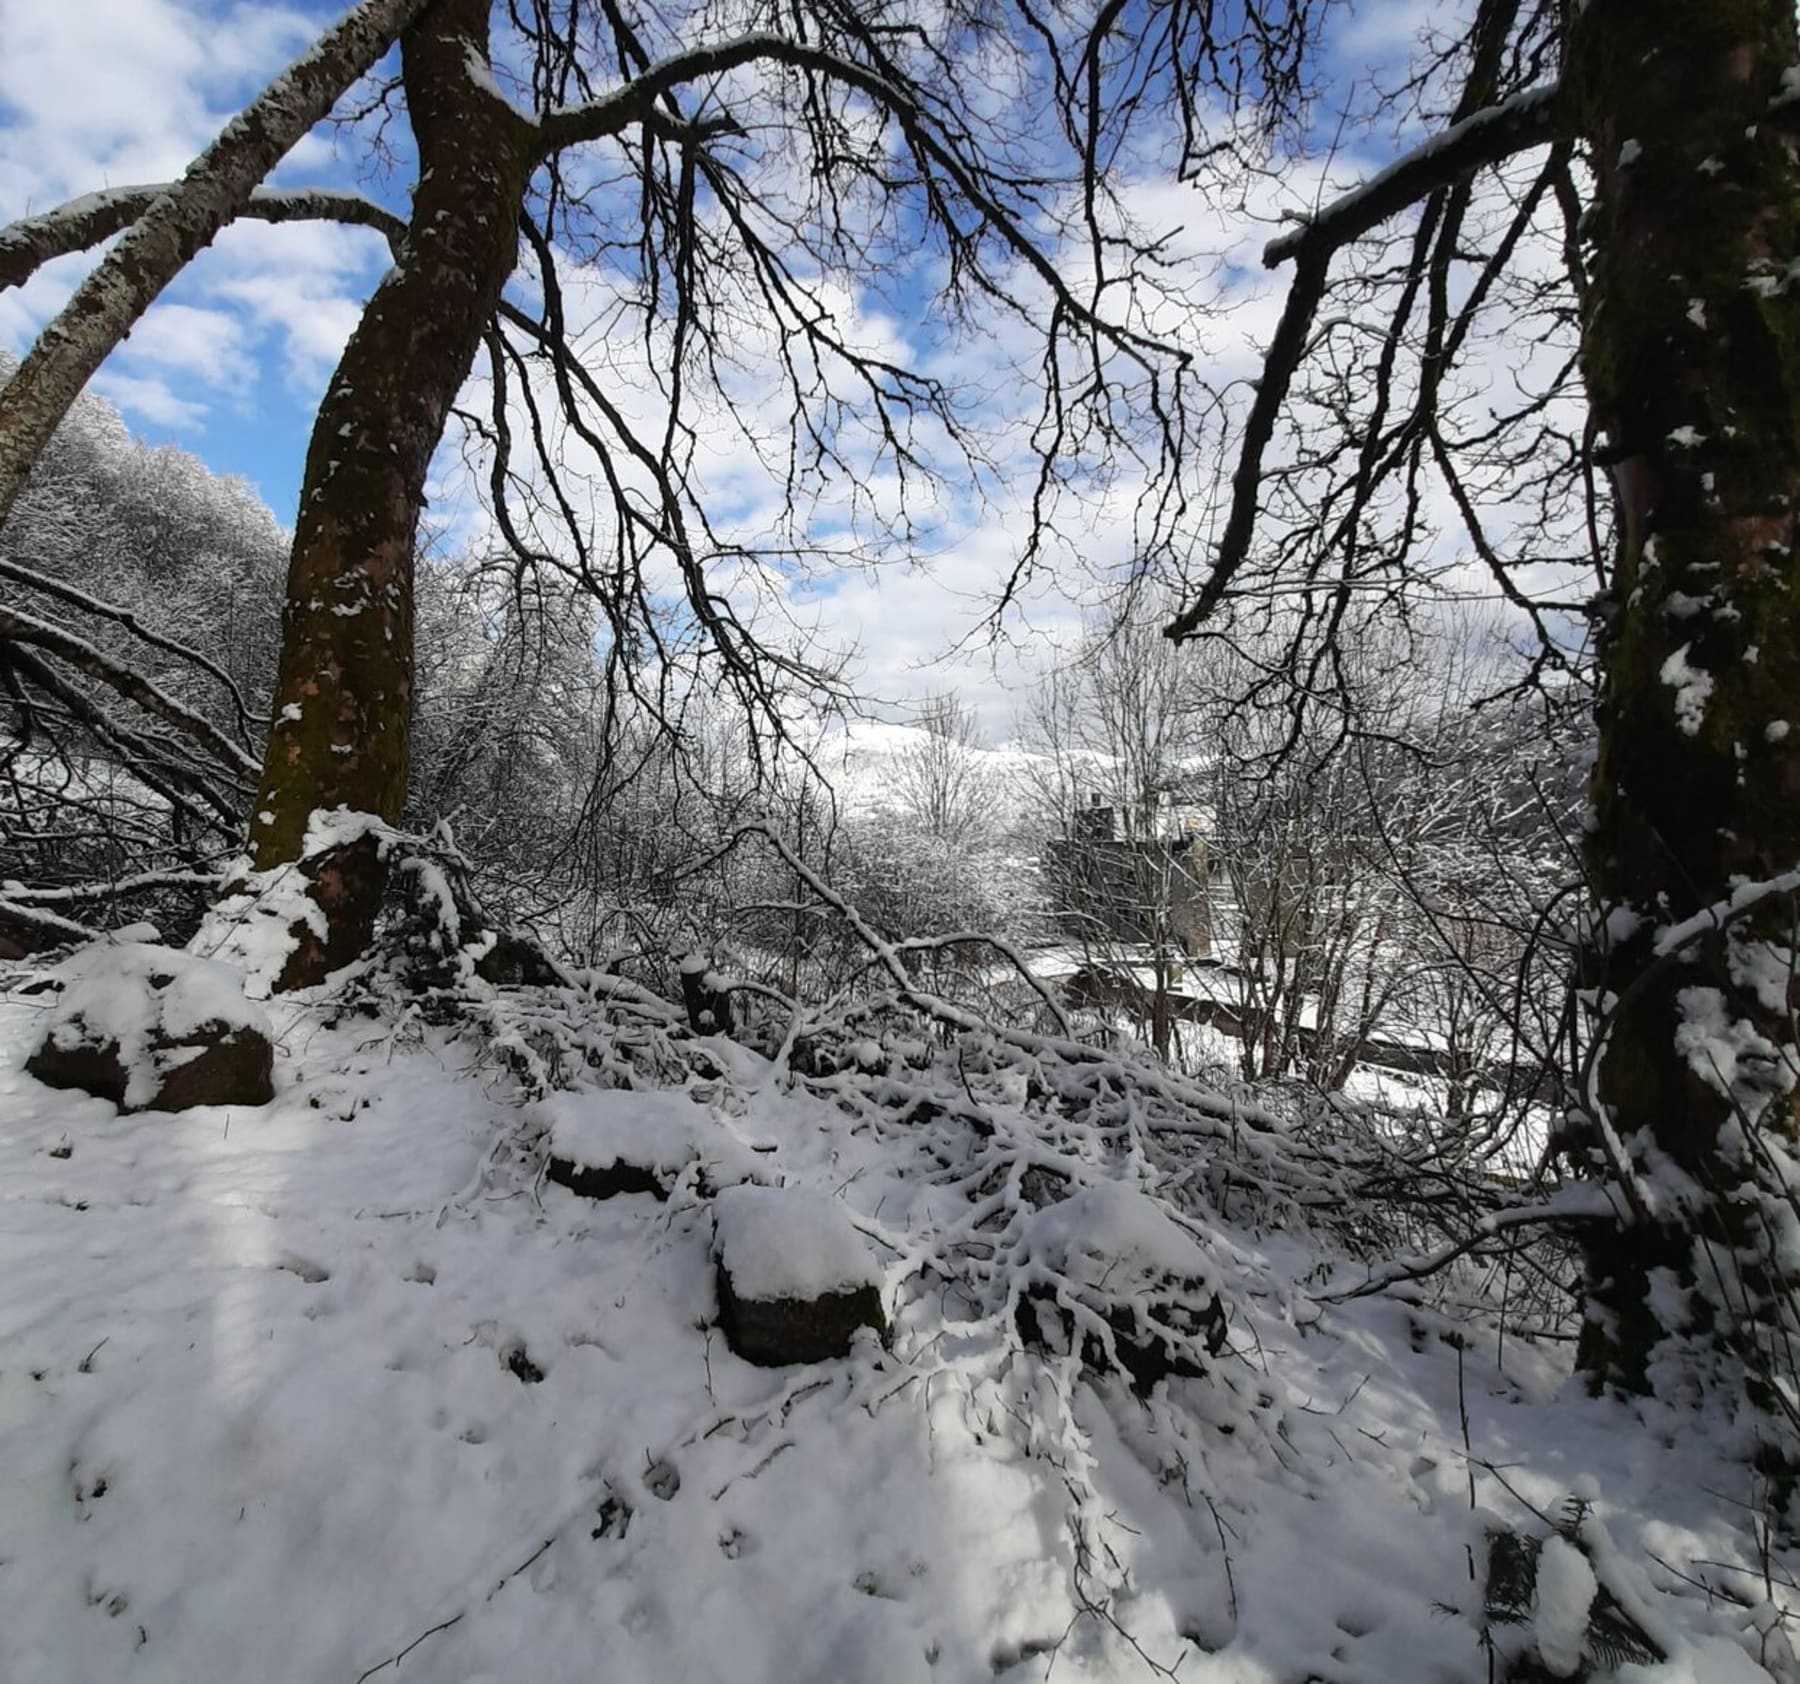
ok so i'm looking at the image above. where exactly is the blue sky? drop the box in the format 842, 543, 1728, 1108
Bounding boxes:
0, 0, 408, 521
0, 0, 1461, 730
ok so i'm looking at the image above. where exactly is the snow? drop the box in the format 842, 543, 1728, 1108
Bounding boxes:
1533, 1533, 1599, 1677
1660, 644, 1714, 737
1025, 1180, 1214, 1290
1673, 984, 1791, 1113
0, 965, 1793, 1684
809, 718, 1052, 829
193, 808, 393, 993
713, 1183, 883, 1301
35, 939, 271, 1109
538, 1088, 762, 1186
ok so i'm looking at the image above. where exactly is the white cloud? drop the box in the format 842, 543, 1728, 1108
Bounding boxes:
0, 0, 391, 440
89, 368, 209, 430
208, 269, 371, 389
114, 300, 252, 387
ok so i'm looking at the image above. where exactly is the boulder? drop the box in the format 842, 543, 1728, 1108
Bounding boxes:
536, 1090, 761, 1203
472, 929, 562, 988
1014, 1181, 1228, 1395
24, 942, 274, 1113
547, 1152, 670, 1202
712, 1184, 886, 1366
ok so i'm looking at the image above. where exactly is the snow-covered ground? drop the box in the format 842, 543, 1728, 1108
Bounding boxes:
0, 958, 1791, 1684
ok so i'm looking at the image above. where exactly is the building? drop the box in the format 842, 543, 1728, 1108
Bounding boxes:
1046, 795, 1211, 956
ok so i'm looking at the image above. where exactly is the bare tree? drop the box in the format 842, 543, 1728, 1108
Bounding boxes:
1126, 0, 1800, 1395
2, 0, 1189, 990
1021, 609, 1209, 1062
892, 691, 988, 848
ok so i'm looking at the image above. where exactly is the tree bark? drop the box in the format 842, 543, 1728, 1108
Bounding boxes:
252, 0, 532, 989
1568, 0, 1800, 1389
0, 0, 428, 533
0, 186, 407, 293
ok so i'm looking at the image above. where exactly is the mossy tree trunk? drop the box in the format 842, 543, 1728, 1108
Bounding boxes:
251, 0, 531, 990
1568, 0, 1800, 1389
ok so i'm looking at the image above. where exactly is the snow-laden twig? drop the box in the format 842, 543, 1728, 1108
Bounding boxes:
0, 867, 225, 905
1652, 866, 1800, 957
1315, 1184, 1618, 1302
1263, 82, 1565, 269
0, 896, 96, 944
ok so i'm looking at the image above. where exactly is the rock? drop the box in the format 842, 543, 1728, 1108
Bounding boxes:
25, 1033, 132, 1106
1014, 1181, 1228, 1395
472, 929, 562, 987
712, 1184, 887, 1366
715, 1269, 887, 1367
534, 1090, 761, 1204
546, 1153, 671, 1202
1014, 1285, 1224, 1396
23, 942, 274, 1113
678, 953, 734, 1036
148, 1023, 274, 1112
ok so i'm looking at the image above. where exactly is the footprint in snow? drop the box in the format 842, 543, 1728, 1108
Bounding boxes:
591, 1493, 632, 1540
275, 1253, 330, 1284
72, 1463, 111, 1515
502, 1343, 545, 1384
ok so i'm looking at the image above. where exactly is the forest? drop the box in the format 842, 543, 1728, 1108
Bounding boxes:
1, 0, 1797, 1680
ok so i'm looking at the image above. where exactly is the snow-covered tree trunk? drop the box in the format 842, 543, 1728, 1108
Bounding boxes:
1570, 0, 1800, 1390
250, 0, 531, 989
0, 0, 427, 532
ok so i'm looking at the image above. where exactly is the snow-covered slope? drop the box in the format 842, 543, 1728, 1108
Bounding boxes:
0, 968, 1788, 1684
808, 719, 1056, 828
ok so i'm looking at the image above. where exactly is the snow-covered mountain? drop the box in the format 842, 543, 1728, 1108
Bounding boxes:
806, 719, 1060, 829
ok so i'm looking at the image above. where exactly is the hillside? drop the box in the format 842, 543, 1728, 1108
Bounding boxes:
0, 942, 1787, 1684
811, 720, 1057, 831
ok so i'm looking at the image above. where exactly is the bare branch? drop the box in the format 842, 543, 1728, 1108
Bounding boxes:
0, 185, 407, 292
0, 0, 430, 531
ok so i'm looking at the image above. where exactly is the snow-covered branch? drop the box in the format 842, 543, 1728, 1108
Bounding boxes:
1316, 1183, 1618, 1302
0, 602, 260, 779
1651, 867, 1800, 956
1263, 81, 1565, 269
